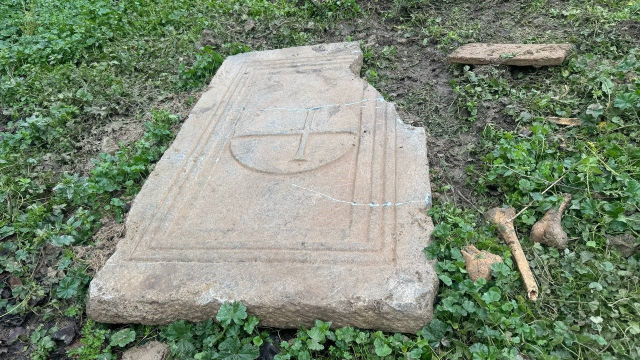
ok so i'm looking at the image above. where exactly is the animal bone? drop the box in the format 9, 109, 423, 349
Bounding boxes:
485, 207, 539, 301
530, 193, 572, 249
461, 245, 503, 281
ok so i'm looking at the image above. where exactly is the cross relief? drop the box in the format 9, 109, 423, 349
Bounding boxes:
232, 107, 356, 163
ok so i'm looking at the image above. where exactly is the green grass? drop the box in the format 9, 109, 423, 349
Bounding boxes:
1, 0, 640, 359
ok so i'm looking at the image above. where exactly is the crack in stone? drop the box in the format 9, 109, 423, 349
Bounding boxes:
292, 183, 430, 208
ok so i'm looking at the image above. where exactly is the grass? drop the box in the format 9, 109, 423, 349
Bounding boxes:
1, 0, 639, 359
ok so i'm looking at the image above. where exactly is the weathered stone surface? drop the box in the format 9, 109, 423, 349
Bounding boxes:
448, 43, 573, 66
122, 341, 170, 360
87, 42, 437, 333
51, 321, 76, 345
608, 233, 640, 258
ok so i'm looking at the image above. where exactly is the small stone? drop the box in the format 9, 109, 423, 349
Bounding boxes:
461, 245, 503, 281
46, 267, 58, 278
244, 20, 256, 32
52, 322, 76, 345
198, 29, 220, 49
101, 136, 119, 154
519, 127, 533, 138
122, 341, 170, 360
608, 233, 640, 258
8, 275, 22, 288
258, 342, 280, 360
448, 43, 573, 67
8, 327, 27, 344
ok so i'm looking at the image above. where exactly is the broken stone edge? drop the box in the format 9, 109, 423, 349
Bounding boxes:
87, 42, 438, 334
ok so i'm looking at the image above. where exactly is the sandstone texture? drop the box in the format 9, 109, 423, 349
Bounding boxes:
87, 42, 437, 333
122, 341, 170, 360
448, 43, 573, 66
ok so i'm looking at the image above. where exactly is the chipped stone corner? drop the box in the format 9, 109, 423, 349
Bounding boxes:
386, 270, 436, 315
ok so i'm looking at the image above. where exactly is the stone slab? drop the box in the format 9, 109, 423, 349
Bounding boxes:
87, 42, 437, 333
448, 43, 573, 66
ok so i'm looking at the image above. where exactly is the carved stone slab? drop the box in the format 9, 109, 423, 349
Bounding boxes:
87, 42, 437, 333
448, 43, 573, 66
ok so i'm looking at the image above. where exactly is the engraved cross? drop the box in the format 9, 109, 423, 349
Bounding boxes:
294, 111, 315, 160
233, 108, 356, 162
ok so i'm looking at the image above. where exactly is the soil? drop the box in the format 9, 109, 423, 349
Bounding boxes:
75, 216, 126, 276
617, 20, 640, 45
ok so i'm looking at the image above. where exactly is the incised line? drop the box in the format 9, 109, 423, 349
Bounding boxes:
292, 184, 430, 208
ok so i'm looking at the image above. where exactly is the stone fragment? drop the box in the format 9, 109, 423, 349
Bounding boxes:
87, 42, 437, 333
461, 245, 503, 281
547, 117, 581, 126
52, 322, 76, 345
197, 29, 220, 49
101, 136, 118, 154
7, 275, 22, 288
608, 233, 640, 258
122, 341, 170, 360
7, 327, 27, 344
448, 43, 573, 67
258, 342, 280, 360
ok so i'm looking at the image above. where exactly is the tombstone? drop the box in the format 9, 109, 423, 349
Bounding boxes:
87, 42, 437, 333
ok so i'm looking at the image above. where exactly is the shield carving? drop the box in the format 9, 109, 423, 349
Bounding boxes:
230, 106, 358, 174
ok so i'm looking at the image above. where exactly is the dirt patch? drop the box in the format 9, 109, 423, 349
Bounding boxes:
0, 316, 38, 359
1, 246, 78, 359
75, 117, 144, 170
76, 216, 125, 275
70, 90, 202, 176
0, 218, 126, 358
617, 20, 640, 45
309, 1, 577, 208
